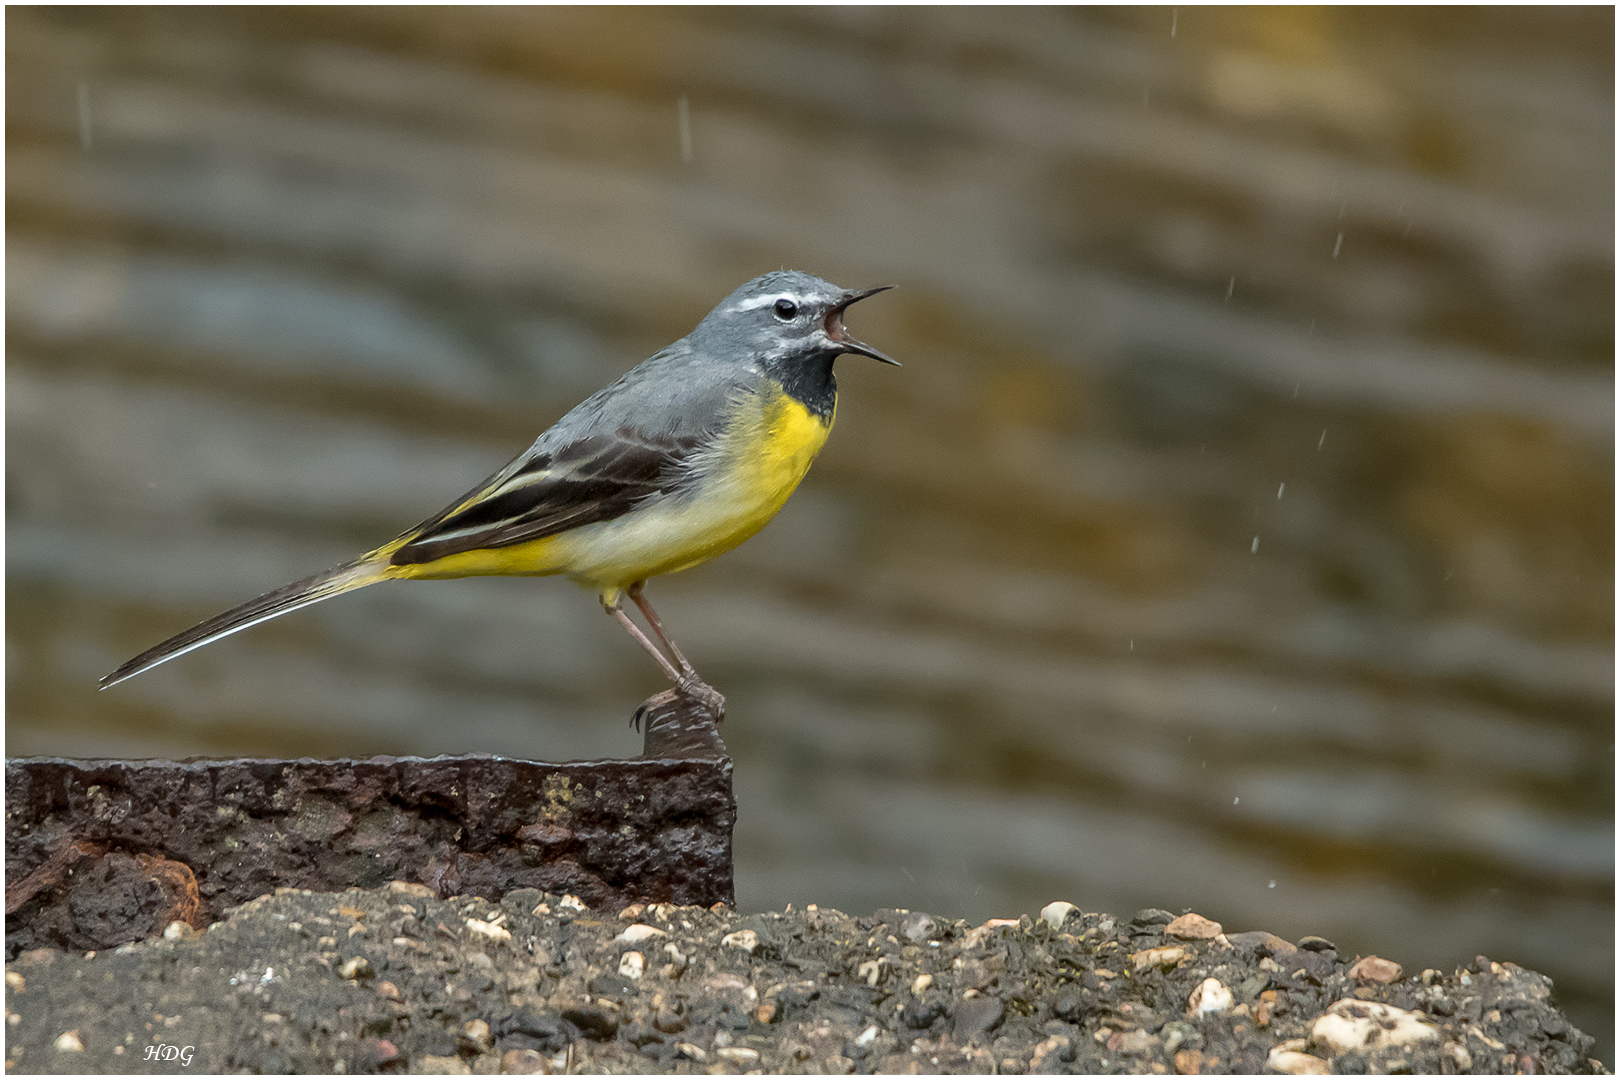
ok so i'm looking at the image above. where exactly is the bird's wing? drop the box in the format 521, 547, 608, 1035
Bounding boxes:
385, 425, 703, 566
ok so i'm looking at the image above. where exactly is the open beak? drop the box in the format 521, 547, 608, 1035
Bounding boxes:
826, 285, 900, 366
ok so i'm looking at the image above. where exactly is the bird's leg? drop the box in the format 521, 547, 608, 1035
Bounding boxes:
607, 603, 684, 684
627, 581, 697, 678
607, 585, 725, 721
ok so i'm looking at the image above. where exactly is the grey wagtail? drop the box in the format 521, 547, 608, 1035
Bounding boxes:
99, 271, 897, 719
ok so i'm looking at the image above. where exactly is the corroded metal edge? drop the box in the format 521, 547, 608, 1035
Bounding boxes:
5, 750, 735, 957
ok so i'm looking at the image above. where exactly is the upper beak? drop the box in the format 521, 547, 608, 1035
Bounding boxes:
826, 285, 900, 366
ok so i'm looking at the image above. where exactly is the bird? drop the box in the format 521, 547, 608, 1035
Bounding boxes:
98, 270, 897, 722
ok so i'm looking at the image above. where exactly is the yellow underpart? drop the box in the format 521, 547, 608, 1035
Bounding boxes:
381, 379, 833, 607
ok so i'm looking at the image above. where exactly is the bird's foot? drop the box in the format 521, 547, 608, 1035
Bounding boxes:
631, 689, 679, 733
676, 675, 725, 722
630, 680, 724, 733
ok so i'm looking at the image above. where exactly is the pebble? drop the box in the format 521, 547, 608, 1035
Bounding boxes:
1164, 912, 1222, 939
1133, 945, 1189, 972
1188, 977, 1234, 1015
1310, 999, 1439, 1054
719, 929, 758, 952
1346, 954, 1402, 983
336, 956, 372, 981
900, 911, 938, 943
460, 1018, 493, 1051
53, 1030, 83, 1052
1039, 901, 1077, 930
613, 923, 666, 943
499, 1047, 547, 1074
1267, 1039, 1332, 1075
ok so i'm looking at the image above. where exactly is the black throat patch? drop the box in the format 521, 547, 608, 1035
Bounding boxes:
768, 352, 838, 422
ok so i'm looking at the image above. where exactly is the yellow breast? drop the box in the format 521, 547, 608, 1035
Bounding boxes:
395, 380, 834, 600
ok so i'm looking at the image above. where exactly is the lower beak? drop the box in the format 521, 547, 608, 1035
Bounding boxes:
826, 286, 900, 366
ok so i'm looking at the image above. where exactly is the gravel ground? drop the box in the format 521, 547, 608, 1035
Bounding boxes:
4, 884, 1606, 1074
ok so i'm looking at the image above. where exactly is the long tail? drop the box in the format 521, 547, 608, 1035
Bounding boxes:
98, 559, 390, 690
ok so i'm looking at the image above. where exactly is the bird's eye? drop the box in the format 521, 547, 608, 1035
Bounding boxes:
773, 298, 799, 320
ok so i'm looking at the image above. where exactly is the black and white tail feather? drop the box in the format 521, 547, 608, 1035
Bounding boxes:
97, 560, 385, 690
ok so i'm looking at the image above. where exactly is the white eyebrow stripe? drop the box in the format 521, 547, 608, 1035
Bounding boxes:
732, 292, 800, 311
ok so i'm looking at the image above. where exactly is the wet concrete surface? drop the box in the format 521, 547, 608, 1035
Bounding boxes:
3, 886, 1606, 1074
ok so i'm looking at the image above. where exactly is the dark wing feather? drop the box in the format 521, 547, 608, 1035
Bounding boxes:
387, 427, 701, 566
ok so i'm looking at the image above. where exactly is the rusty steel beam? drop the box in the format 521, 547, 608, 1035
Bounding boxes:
6, 705, 733, 956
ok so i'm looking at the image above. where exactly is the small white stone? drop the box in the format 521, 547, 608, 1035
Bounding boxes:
465, 918, 511, 942
1267, 1043, 1331, 1075
54, 1030, 84, 1052
720, 929, 759, 952
557, 895, 586, 912
912, 973, 933, 995
1311, 999, 1440, 1054
162, 921, 194, 941
615, 924, 667, 943
715, 1047, 758, 1064
337, 956, 373, 981
1039, 901, 1078, 930
1134, 945, 1189, 972
618, 951, 645, 980
1188, 977, 1233, 1015
855, 1025, 880, 1047
1444, 1041, 1473, 1071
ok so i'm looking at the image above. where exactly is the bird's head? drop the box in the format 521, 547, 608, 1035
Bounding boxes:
698, 270, 898, 368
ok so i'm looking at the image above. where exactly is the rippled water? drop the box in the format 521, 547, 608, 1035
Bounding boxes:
7, 7, 1612, 1058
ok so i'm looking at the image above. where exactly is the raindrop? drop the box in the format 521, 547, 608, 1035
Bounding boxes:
677, 95, 693, 164
1171, 7, 1178, 36
1250, 535, 1259, 554
1332, 232, 1344, 258
1277, 482, 1285, 500
77, 83, 92, 152
1232, 797, 1240, 805
1268, 880, 1277, 890
1225, 276, 1235, 302
1317, 429, 1326, 450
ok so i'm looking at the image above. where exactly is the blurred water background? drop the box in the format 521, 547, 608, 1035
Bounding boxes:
6, 6, 1612, 1059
